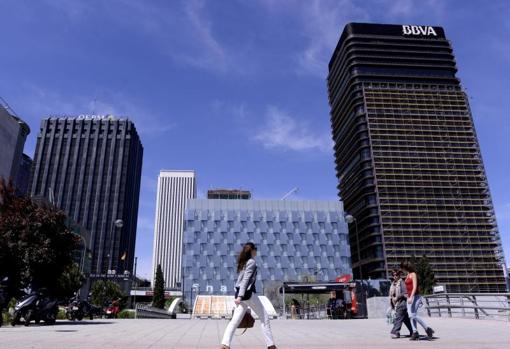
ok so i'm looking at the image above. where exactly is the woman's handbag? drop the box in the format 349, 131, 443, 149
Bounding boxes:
238, 309, 255, 332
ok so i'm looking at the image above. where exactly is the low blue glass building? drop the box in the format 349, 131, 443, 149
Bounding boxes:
182, 199, 352, 301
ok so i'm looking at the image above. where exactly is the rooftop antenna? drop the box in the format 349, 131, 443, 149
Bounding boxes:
92, 98, 97, 114
281, 187, 299, 200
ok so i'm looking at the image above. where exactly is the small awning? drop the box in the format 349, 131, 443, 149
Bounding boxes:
280, 282, 357, 294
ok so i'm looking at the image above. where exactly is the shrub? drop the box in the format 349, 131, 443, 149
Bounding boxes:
164, 297, 175, 310
2, 311, 11, 324
117, 309, 135, 319
57, 307, 67, 320
90, 280, 124, 307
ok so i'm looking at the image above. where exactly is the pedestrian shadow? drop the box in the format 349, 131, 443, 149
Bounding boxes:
52, 321, 115, 326
393, 334, 439, 341
418, 335, 439, 341
54, 329, 78, 332
1, 321, 115, 330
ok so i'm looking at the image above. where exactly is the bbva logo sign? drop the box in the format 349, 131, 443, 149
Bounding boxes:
402, 25, 437, 36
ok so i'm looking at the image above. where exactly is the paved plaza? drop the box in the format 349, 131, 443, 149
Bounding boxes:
1, 318, 510, 349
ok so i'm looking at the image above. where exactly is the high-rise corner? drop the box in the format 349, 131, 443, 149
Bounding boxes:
327, 23, 507, 292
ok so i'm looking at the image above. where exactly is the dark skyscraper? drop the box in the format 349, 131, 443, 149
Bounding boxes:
30, 116, 143, 275
328, 23, 507, 292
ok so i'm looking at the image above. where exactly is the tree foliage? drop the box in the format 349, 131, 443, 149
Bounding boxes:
90, 280, 124, 306
410, 255, 436, 295
153, 264, 165, 309
0, 178, 80, 298
56, 263, 86, 299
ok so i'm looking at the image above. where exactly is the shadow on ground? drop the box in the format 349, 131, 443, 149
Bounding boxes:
52, 321, 115, 326
4, 320, 115, 329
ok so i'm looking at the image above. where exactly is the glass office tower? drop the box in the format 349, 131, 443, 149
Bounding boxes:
327, 23, 506, 292
182, 199, 352, 300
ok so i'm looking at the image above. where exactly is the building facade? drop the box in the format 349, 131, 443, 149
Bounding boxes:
152, 170, 196, 288
327, 23, 507, 292
30, 116, 143, 275
0, 101, 30, 190
182, 199, 352, 301
15, 153, 32, 196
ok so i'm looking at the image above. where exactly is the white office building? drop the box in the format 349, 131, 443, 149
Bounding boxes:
152, 170, 196, 288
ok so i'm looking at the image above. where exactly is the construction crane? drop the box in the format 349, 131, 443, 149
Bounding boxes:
281, 187, 299, 200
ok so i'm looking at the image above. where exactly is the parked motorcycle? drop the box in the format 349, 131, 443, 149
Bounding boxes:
105, 299, 120, 319
11, 289, 58, 326
66, 296, 100, 321
66, 297, 84, 321
88, 302, 104, 319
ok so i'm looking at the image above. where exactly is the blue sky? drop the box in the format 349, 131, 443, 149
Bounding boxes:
1, 0, 509, 279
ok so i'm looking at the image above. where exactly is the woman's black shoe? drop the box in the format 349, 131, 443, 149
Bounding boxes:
426, 327, 435, 339
410, 332, 419, 341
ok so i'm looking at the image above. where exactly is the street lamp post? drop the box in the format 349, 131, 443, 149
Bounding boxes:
190, 285, 199, 319
345, 213, 367, 318
78, 234, 87, 273
190, 285, 193, 319
132, 256, 137, 318
75, 233, 88, 298
108, 219, 124, 273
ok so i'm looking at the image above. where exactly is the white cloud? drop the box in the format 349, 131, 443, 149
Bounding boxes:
21, 0, 235, 75
179, 0, 228, 72
136, 215, 154, 233
23, 84, 82, 118
211, 100, 249, 121
256, 0, 447, 78
386, 0, 415, 17
20, 85, 175, 139
496, 203, 510, 222
257, 0, 368, 78
141, 175, 158, 194
40, 0, 91, 18
296, 0, 368, 78
253, 105, 332, 152
111, 0, 236, 74
385, 0, 445, 19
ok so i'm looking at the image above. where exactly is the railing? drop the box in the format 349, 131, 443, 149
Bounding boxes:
135, 304, 175, 319
279, 303, 357, 320
424, 293, 510, 321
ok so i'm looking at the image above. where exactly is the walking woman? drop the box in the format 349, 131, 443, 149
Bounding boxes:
221, 243, 277, 349
400, 261, 435, 340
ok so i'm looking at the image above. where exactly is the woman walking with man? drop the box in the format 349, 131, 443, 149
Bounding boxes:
401, 261, 435, 340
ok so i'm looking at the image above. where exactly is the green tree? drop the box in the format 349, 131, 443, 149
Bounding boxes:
56, 263, 86, 299
0, 178, 79, 297
153, 264, 165, 309
90, 280, 124, 306
164, 297, 175, 310
300, 274, 316, 283
410, 255, 436, 295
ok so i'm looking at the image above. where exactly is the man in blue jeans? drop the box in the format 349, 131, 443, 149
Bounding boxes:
389, 269, 413, 338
